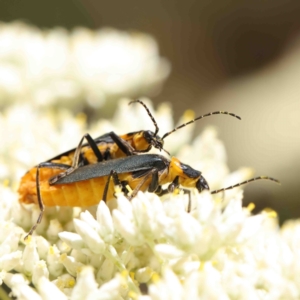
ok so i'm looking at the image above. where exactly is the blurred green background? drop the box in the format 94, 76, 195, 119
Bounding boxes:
1, 0, 299, 222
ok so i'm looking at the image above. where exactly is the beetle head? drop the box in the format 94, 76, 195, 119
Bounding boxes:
143, 130, 164, 151
196, 175, 210, 192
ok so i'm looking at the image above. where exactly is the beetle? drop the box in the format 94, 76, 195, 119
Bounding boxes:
23, 153, 279, 237
18, 100, 241, 205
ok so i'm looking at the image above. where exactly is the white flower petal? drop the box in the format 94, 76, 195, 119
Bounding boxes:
115, 194, 134, 219
35, 236, 51, 260
96, 258, 115, 283
58, 232, 85, 250
4, 273, 41, 300
46, 245, 64, 277
22, 240, 39, 276
0, 251, 22, 271
71, 267, 98, 300
46, 219, 63, 240
11, 284, 42, 300
73, 219, 105, 254
135, 267, 154, 283
37, 277, 68, 300
52, 273, 76, 290
80, 210, 100, 232
60, 254, 84, 277
113, 209, 142, 245
154, 244, 185, 260
96, 201, 115, 242
92, 274, 126, 300
149, 268, 183, 300
32, 260, 49, 287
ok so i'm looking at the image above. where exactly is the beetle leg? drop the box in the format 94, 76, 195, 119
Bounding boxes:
167, 176, 179, 193
128, 168, 159, 200
103, 170, 114, 202
24, 162, 70, 239
148, 169, 159, 193
156, 176, 193, 212
103, 170, 125, 202
49, 133, 105, 183
107, 131, 137, 156
157, 186, 192, 213
181, 189, 192, 213
72, 133, 104, 168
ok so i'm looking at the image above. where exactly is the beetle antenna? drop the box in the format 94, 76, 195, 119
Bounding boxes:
210, 176, 280, 194
162, 148, 170, 156
161, 111, 241, 140
129, 99, 159, 136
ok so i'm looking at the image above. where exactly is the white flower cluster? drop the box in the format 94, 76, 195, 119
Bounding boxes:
0, 98, 297, 299
0, 22, 170, 109
1, 184, 300, 299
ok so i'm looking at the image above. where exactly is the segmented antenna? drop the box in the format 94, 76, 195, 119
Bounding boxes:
129, 100, 159, 136
161, 111, 241, 140
130, 100, 241, 142
210, 176, 280, 194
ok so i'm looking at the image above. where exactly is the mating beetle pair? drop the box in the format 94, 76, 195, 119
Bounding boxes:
18, 100, 279, 237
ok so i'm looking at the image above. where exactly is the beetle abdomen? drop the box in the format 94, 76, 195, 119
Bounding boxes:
18, 167, 110, 206
40, 177, 109, 207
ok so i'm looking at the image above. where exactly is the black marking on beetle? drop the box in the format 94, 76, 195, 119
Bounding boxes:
180, 162, 201, 178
